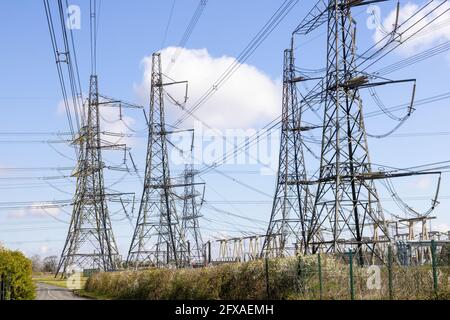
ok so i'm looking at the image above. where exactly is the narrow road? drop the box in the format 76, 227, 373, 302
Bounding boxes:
35, 282, 88, 300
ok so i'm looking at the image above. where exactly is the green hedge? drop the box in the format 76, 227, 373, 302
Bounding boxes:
0, 248, 35, 300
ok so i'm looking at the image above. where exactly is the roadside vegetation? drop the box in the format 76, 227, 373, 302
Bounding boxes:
0, 247, 35, 300
83, 255, 449, 300
30, 254, 69, 288
32, 274, 68, 288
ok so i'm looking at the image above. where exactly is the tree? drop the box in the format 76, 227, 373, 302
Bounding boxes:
42, 256, 58, 273
30, 255, 43, 272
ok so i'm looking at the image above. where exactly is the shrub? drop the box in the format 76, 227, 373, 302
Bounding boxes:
0, 248, 35, 300
85, 258, 312, 300
84, 255, 450, 300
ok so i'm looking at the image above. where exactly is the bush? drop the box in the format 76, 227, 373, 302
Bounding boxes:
84, 255, 450, 300
0, 248, 35, 300
85, 257, 315, 300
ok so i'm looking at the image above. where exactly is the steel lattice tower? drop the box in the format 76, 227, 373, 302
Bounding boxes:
307, 0, 390, 264
261, 47, 313, 257
56, 75, 120, 276
181, 163, 204, 265
127, 53, 188, 268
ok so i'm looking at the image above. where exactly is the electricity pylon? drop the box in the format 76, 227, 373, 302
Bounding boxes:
127, 53, 188, 268
56, 75, 120, 276
306, 0, 392, 265
181, 160, 205, 266
264, 0, 422, 264
261, 46, 314, 258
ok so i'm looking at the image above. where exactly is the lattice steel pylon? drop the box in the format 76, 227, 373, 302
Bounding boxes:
306, 0, 391, 265
56, 75, 120, 277
127, 53, 188, 268
181, 163, 204, 265
261, 46, 314, 258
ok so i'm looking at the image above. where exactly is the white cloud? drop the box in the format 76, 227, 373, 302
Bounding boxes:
374, 1, 450, 55
8, 203, 61, 219
98, 107, 137, 147
434, 223, 449, 233
136, 47, 281, 130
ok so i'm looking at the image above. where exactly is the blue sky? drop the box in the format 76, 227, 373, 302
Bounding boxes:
1, 0, 449, 258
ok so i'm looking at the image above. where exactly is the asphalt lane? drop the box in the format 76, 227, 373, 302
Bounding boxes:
35, 282, 88, 300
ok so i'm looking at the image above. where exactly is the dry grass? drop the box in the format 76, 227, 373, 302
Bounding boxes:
83, 255, 450, 300
32, 273, 89, 289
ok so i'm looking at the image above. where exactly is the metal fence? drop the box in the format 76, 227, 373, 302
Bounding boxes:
263, 240, 449, 300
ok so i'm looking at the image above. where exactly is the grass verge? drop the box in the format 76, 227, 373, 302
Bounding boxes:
33, 275, 68, 288
32, 274, 89, 290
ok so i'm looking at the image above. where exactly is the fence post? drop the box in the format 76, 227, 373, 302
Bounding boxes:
208, 241, 212, 265
388, 244, 393, 300
431, 240, 438, 297
166, 242, 170, 265
297, 255, 302, 294
265, 257, 270, 300
349, 250, 355, 300
187, 241, 191, 258
318, 253, 323, 300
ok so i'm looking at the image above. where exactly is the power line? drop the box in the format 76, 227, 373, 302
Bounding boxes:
160, 0, 177, 50
165, 0, 208, 74
0, 132, 72, 136
0, 139, 71, 144
172, 0, 299, 127
376, 40, 450, 75
196, 2, 450, 177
